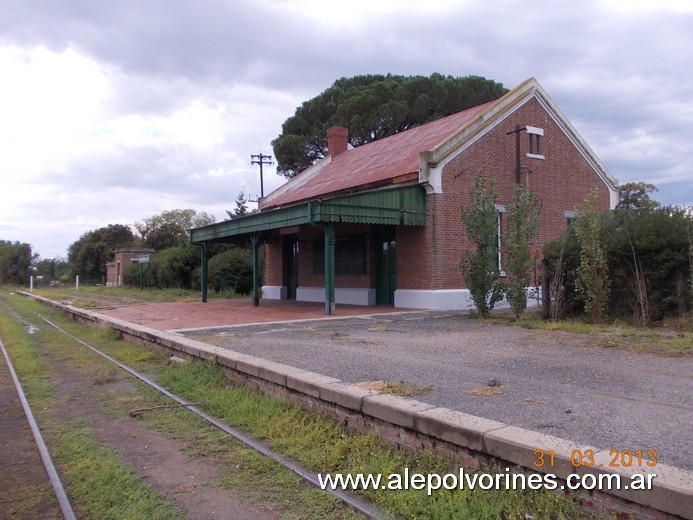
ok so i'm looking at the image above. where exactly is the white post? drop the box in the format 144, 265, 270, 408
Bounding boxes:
75, 275, 79, 291
30, 276, 34, 292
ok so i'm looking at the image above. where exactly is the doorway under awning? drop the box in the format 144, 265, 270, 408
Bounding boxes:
189, 184, 427, 315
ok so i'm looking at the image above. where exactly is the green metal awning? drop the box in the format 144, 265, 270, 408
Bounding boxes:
190, 184, 427, 243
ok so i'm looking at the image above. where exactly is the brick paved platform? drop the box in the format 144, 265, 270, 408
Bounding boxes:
99, 299, 406, 331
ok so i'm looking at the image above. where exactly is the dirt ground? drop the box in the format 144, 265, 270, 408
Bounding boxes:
45, 351, 280, 520
0, 314, 282, 520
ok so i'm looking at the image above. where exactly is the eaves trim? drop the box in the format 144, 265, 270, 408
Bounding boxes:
419, 78, 619, 207
190, 185, 427, 243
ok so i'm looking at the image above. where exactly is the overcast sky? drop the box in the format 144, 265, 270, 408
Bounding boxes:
1, 0, 691, 260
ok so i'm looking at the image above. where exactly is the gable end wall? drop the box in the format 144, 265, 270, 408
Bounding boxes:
398, 97, 611, 291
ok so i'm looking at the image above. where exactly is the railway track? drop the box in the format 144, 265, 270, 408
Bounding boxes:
0, 309, 381, 519
1, 335, 76, 519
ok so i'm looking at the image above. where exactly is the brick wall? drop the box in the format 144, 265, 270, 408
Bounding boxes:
264, 232, 283, 286
262, 97, 613, 296
396, 223, 430, 290
265, 224, 375, 290
410, 97, 612, 291
106, 249, 155, 286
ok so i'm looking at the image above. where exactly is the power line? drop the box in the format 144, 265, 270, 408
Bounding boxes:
654, 170, 693, 178
623, 171, 693, 184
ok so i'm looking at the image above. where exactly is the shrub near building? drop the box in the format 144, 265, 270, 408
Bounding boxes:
544, 201, 692, 323
122, 244, 255, 295
204, 247, 255, 295
123, 245, 199, 290
603, 205, 691, 321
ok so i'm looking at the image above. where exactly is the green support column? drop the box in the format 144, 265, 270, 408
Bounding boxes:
251, 233, 261, 307
200, 242, 208, 303
324, 223, 335, 315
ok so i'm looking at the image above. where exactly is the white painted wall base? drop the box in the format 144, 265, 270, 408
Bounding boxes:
295, 286, 324, 303
297, 287, 376, 306
262, 285, 286, 300
264, 285, 540, 311
395, 288, 540, 311
395, 289, 477, 310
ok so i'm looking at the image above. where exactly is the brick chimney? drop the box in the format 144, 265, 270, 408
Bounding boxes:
327, 126, 348, 158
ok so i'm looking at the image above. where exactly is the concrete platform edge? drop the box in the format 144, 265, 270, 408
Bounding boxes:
18, 292, 692, 520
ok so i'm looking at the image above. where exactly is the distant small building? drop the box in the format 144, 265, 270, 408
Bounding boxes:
190, 78, 618, 313
106, 249, 155, 286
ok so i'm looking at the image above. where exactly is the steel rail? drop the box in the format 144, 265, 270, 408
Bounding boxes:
37, 314, 385, 519
0, 336, 77, 520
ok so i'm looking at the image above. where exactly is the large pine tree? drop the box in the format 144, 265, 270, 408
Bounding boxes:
272, 74, 507, 179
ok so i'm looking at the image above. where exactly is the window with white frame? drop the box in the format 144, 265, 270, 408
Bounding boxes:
526, 126, 545, 160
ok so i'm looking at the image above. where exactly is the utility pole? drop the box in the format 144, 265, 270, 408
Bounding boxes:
507, 125, 526, 184
251, 153, 273, 198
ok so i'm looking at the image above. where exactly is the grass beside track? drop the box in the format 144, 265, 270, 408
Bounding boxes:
1, 290, 593, 520
1, 290, 358, 519
0, 296, 183, 520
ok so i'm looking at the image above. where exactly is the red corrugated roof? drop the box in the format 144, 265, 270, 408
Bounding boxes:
263, 100, 497, 208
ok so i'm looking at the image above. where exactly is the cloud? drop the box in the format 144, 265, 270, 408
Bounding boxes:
0, 46, 111, 179
0, 0, 691, 258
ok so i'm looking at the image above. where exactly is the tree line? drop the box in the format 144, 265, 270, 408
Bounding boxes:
69, 208, 255, 294
0, 205, 255, 295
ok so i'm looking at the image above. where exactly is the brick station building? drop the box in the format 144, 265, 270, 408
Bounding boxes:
105, 249, 155, 287
190, 78, 618, 313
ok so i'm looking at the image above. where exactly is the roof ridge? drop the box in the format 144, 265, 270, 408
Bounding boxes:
262, 87, 517, 209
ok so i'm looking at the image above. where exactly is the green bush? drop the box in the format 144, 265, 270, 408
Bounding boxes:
543, 226, 582, 317
205, 247, 255, 295
573, 188, 610, 322
504, 183, 540, 318
122, 244, 257, 295
544, 206, 691, 322
123, 245, 199, 290
604, 206, 691, 321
